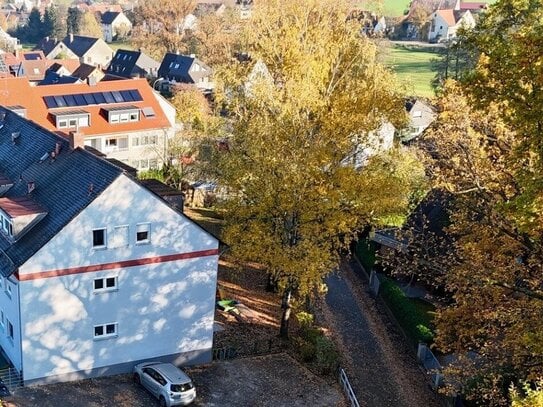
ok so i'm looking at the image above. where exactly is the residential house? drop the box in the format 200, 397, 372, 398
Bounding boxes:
400, 99, 437, 142
100, 11, 132, 43
35, 34, 114, 68
105, 49, 160, 79
0, 27, 19, 51
71, 63, 105, 83
158, 53, 213, 93
0, 50, 79, 83
0, 108, 219, 385
0, 77, 176, 171
183, 2, 226, 30
427, 8, 475, 41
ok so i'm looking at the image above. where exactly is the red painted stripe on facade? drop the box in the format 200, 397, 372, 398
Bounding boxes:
17, 248, 219, 281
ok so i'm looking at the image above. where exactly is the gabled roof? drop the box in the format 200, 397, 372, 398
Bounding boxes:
35, 37, 59, 56
61, 35, 100, 57
101, 11, 121, 25
158, 53, 211, 84
0, 77, 171, 136
106, 49, 160, 78
459, 2, 487, 10
71, 63, 99, 80
436, 9, 456, 26
0, 109, 123, 276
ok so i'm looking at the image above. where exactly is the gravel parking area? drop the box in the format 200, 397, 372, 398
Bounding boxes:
3, 353, 344, 407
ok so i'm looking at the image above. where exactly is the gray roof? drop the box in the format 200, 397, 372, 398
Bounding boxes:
106, 49, 160, 79
101, 11, 121, 25
62, 35, 99, 58
158, 53, 211, 84
0, 108, 122, 276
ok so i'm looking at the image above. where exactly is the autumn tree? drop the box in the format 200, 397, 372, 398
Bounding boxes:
407, 0, 543, 401
130, 0, 196, 60
184, 9, 241, 67
217, 0, 426, 338
79, 12, 102, 38
163, 85, 222, 186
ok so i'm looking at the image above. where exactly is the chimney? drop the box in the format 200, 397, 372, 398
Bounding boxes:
190, 54, 195, 58
11, 131, 20, 144
27, 181, 35, 194
55, 142, 61, 156
69, 131, 85, 149
69, 33, 74, 43
87, 76, 97, 86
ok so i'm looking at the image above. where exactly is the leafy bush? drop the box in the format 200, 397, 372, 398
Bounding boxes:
314, 335, 340, 374
293, 312, 340, 374
355, 239, 377, 272
379, 277, 435, 344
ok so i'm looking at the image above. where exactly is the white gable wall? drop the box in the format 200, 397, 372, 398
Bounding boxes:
17, 175, 219, 383
428, 12, 450, 41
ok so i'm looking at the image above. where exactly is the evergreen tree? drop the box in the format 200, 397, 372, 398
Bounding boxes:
25, 7, 43, 43
43, 6, 64, 39
66, 7, 82, 35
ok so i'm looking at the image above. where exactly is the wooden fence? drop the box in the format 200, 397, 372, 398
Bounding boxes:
212, 338, 284, 361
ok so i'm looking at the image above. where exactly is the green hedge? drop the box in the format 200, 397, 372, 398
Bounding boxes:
379, 277, 435, 344
355, 239, 377, 272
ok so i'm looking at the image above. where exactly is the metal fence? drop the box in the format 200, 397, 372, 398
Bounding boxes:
212, 338, 284, 361
338, 368, 360, 407
0, 367, 22, 391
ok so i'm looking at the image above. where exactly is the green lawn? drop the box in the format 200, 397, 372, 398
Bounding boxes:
381, 44, 441, 98
109, 41, 134, 51
353, 0, 410, 17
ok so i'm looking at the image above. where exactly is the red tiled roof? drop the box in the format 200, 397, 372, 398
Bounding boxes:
0, 77, 171, 137
437, 9, 456, 26
460, 2, 487, 10
0, 196, 46, 217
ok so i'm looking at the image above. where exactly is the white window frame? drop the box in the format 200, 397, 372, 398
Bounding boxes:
93, 276, 118, 293
135, 223, 151, 244
92, 228, 107, 249
93, 322, 118, 340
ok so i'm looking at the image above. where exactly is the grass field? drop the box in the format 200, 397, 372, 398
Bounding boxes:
381, 44, 440, 98
353, 0, 411, 17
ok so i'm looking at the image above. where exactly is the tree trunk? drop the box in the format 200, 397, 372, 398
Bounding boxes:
266, 273, 278, 292
279, 288, 292, 339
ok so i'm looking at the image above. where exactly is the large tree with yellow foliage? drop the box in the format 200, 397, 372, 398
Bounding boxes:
216, 0, 426, 337
406, 0, 543, 403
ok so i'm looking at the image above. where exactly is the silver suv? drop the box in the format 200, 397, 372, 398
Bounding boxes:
134, 362, 196, 406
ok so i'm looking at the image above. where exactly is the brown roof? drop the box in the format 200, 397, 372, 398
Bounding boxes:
0, 196, 46, 217
459, 2, 487, 10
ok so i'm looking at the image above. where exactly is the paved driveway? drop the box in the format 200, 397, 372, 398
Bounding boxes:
324, 259, 442, 407
4, 353, 344, 407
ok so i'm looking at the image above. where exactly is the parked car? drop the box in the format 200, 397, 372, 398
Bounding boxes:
134, 362, 196, 406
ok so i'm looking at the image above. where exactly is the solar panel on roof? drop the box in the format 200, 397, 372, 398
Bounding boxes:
74, 94, 86, 106
64, 94, 76, 107
112, 91, 123, 103
42, 89, 144, 109
83, 93, 95, 104
53, 96, 66, 107
103, 92, 115, 103
93, 92, 106, 104
43, 96, 57, 108
120, 90, 134, 102
129, 90, 142, 101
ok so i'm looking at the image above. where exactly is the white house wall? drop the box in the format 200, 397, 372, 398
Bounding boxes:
0, 277, 22, 372
17, 175, 219, 383
428, 13, 450, 41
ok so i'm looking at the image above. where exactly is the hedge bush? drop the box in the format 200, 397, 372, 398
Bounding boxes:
379, 277, 435, 344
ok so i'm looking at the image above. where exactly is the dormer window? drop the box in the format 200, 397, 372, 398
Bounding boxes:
0, 197, 47, 241
52, 110, 90, 130
102, 105, 140, 124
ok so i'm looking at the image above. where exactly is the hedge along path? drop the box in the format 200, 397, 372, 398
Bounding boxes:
323, 259, 442, 407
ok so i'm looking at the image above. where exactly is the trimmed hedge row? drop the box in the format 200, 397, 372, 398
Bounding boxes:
379, 277, 435, 344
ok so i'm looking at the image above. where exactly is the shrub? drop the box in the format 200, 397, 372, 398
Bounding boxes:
379, 277, 435, 344
314, 335, 340, 375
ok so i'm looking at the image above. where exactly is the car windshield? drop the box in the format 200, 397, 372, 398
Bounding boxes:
171, 382, 193, 393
